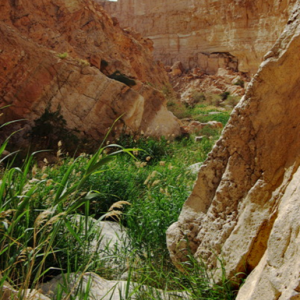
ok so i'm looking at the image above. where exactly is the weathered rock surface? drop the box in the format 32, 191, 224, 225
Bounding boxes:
167, 2, 300, 299
100, 0, 296, 74
40, 272, 188, 300
0, 0, 181, 147
169, 67, 248, 106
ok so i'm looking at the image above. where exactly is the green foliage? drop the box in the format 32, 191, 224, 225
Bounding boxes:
117, 134, 171, 163
30, 106, 80, 150
0, 129, 136, 289
0, 110, 237, 299
219, 91, 230, 100
57, 52, 68, 59
167, 92, 239, 123
108, 70, 136, 87
195, 111, 231, 126
234, 79, 244, 88
189, 90, 206, 107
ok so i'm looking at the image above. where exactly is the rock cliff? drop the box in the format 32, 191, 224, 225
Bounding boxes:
167, 2, 300, 299
0, 0, 181, 148
100, 0, 296, 74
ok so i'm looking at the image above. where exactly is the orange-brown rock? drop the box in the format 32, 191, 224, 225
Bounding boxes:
0, 0, 181, 147
100, 0, 296, 74
167, 2, 300, 299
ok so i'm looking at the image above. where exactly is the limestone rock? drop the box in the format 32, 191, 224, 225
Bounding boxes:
40, 272, 189, 300
167, 2, 300, 299
69, 216, 131, 275
100, 0, 296, 74
0, 276, 50, 300
70, 216, 128, 253
0, 0, 181, 148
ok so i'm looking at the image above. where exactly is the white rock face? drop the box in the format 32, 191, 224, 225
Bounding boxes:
167, 3, 300, 299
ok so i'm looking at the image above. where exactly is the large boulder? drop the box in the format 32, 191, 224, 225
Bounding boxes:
167, 3, 300, 299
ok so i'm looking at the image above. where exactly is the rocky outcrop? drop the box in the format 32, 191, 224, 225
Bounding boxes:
100, 0, 296, 74
0, 0, 181, 147
167, 2, 300, 299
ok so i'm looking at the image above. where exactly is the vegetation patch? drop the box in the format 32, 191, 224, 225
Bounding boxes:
30, 106, 82, 153
0, 103, 239, 299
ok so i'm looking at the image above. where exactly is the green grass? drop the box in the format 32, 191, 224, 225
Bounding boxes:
0, 108, 238, 299
167, 92, 240, 125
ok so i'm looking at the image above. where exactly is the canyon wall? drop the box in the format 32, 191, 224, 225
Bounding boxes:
100, 0, 296, 74
0, 0, 180, 148
167, 2, 300, 299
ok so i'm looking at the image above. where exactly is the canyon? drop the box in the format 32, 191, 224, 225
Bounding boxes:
101, 0, 296, 74
1, 0, 300, 299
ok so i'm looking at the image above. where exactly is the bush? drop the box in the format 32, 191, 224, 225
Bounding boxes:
234, 79, 244, 88
30, 106, 80, 150
220, 91, 230, 100
189, 90, 206, 107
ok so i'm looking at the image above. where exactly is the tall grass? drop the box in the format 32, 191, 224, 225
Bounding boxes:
0, 114, 237, 299
0, 138, 136, 294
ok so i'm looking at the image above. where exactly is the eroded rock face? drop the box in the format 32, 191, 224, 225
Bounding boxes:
0, 0, 181, 147
100, 0, 296, 74
167, 3, 300, 299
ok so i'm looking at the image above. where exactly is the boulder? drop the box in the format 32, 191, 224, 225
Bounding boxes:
171, 61, 184, 76
0, 276, 50, 300
69, 216, 130, 273
39, 272, 189, 300
167, 3, 300, 299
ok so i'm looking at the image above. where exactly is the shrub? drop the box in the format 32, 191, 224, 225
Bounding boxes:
234, 79, 244, 88
220, 91, 230, 100
30, 106, 80, 150
191, 90, 206, 104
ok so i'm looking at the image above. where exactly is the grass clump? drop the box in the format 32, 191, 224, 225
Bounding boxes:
167, 92, 240, 124
57, 52, 68, 59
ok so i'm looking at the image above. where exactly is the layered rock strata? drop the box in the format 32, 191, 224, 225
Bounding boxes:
100, 0, 296, 74
0, 0, 181, 146
167, 3, 300, 299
